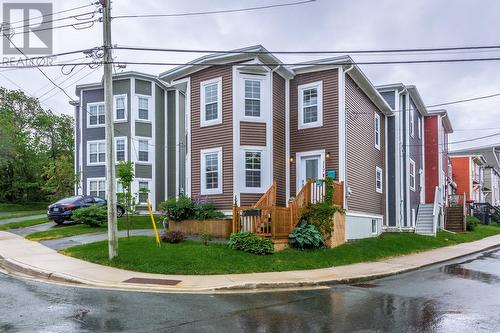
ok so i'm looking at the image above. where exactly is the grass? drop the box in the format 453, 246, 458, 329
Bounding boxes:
0, 210, 46, 220
0, 218, 50, 231
60, 224, 500, 275
26, 215, 161, 241
0, 202, 49, 212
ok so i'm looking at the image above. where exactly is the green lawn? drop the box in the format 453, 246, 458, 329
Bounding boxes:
0, 217, 50, 231
0, 210, 46, 220
60, 225, 500, 275
0, 202, 48, 212
26, 215, 161, 241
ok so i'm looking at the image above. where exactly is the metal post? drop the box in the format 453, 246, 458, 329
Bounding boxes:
101, 0, 118, 259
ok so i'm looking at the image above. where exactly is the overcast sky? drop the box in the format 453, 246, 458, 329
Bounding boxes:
2, 0, 500, 151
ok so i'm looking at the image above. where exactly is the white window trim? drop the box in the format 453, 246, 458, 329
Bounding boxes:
115, 136, 128, 162
87, 177, 106, 197
418, 116, 422, 139
241, 74, 265, 122
200, 77, 223, 127
86, 101, 105, 128
371, 219, 378, 234
375, 166, 383, 194
136, 178, 152, 205
113, 94, 128, 122
374, 113, 381, 150
135, 136, 152, 165
200, 147, 223, 195
136, 94, 152, 122
409, 159, 416, 192
87, 139, 106, 166
242, 147, 266, 193
298, 81, 323, 130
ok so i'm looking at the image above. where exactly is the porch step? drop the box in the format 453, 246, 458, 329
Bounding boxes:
415, 204, 436, 236
445, 206, 465, 232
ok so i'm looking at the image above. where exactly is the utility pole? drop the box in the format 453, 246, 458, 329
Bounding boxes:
101, 0, 118, 259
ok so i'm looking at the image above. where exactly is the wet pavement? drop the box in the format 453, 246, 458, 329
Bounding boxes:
1, 248, 499, 332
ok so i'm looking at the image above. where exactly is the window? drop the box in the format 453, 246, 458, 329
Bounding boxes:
114, 95, 127, 121
201, 147, 222, 194
137, 96, 150, 120
116, 180, 124, 194
138, 139, 149, 162
409, 159, 416, 191
410, 106, 415, 138
376, 167, 383, 193
88, 102, 105, 127
374, 113, 381, 150
245, 151, 262, 188
89, 179, 105, 198
115, 138, 126, 162
244, 80, 261, 117
138, 181, 150, 204
88, 141, 105, 165
418, 116, 422, 139
371, 219, 378, 234
200, 78, 222, 126
298, 81, 323, 129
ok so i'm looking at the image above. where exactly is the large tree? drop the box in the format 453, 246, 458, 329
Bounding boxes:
0, 87, 75, 203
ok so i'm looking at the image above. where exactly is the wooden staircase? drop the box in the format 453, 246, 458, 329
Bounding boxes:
445, 205, 466, 232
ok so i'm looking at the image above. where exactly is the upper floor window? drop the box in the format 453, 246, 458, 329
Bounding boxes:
88, 102, 105, 127
374, 113, 381, 150
200, 77, 222, 127
418, 116, 422, 139
244, 79, 261, 117
409, 159, 416, 191
376, 166, 383, 193
410, 106, 415, 138
137, 96, 150, 121
115, 138, 126, 162
245, 151, 262, 188
88, 141, 105, 165
114, 95, 127, 121
201, 147, 222, 195
89, 179, 105, 198
138, 139, 149, 162
298, 81, 323, 129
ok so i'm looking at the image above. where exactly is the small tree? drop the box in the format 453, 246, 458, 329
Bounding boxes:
117, 161, 135, 238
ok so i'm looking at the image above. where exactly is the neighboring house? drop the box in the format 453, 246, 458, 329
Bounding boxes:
449, 154, 487, 203
73, 71, 177, 210
376, 84, 428, 231
450, 145, 500, 206
159, 45, 393, 240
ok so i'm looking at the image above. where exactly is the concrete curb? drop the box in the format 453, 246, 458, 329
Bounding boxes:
1, 233, 499, 293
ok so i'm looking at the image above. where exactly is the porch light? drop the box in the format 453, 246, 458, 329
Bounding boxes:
290, 156, 294, 163
326, 151, 331, 159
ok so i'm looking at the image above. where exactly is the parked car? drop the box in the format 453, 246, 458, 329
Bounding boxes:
47, 195, 125, 225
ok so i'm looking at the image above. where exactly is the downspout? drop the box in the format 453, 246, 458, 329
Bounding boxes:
397, 86, 408, 229
342, 65, 354, 210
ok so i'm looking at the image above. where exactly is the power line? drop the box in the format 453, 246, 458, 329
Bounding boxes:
10, 19, 98, 36
111, 0, 316, 19
8, 10, 97, 32
7, 3, 97, 25
37, 65, 88, 99
112, 44, 500, 55
40, 67, 100, 102
0, 48, 97, 66
427, 92, 500, 108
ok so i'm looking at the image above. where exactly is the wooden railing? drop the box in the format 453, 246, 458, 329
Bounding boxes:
232, 179, 344, 239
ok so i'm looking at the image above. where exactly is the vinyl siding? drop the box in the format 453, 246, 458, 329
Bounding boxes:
345, 75, 386, 217
190, 66, 233, 210
408, 97, 423, 212
240, 122, 266, 146
289, 69, 339, 196
273, 73, 286, 206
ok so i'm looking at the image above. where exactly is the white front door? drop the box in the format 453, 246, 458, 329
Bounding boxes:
296, 151, 325, 193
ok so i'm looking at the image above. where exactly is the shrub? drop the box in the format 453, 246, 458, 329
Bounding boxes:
72, 205, 107, 227
288, 221, 325, 249
466, 215, 480, 231
158, 194, 225, 222
200, 232, 213, 246
228, 232, 274, 255
301, 202, 345, 235
160, 230, 186, 243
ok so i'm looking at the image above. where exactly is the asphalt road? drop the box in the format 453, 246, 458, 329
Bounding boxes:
1, 248, 499, 332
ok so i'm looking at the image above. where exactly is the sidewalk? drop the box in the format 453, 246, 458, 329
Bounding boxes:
0, 214, 46, 225
1, 230, 499, 293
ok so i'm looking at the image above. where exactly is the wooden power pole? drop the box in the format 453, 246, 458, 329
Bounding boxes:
101, 0, 118, 259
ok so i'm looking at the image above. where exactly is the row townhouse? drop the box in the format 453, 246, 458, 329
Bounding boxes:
72, 45, 465, 239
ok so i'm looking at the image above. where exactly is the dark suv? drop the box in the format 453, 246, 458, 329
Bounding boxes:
47, 195, 125, 224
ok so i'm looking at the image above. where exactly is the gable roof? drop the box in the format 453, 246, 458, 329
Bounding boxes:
450, 145, 500, 172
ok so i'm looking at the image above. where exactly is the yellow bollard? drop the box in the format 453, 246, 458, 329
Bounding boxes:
147, 198, 161, 247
